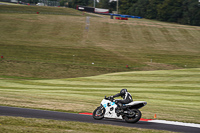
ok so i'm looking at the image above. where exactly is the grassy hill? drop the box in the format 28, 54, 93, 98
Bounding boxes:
0, 5, 200, 79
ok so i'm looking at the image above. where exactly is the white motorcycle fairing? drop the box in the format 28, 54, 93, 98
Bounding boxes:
126, 101, 147, 109
101, 99, 122, 119
101, 99, 147, 119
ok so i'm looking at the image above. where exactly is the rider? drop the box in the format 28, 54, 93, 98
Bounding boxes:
109, 89, 133, 109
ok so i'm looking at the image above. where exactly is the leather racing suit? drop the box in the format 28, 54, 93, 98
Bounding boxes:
113, 91, 133, 104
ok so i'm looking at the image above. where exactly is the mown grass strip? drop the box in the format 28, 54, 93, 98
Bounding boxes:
0, 68, 199, 123
0, 5, 83, 16
0, 116, 174, 133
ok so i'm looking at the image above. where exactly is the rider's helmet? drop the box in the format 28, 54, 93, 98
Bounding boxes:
120, 89, 127, 95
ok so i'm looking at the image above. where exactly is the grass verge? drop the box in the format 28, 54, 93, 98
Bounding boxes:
0, 116, 175, 133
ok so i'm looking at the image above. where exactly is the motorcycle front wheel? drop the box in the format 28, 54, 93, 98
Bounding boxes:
92, 106, 105, 120
124, 109, 141, 123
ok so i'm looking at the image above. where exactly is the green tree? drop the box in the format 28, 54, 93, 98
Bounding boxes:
182, 0, 200, 26
98, 0, 110, 9
109, 1, 117, 11
146, 0, 163, 19
157, 0, 182, 22
60, 0, 68, 6
71, 0, 90, 8
134, 0, 149, 17
120, 0, 137, 14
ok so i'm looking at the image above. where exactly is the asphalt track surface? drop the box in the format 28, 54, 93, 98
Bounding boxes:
0, 106, 199, 133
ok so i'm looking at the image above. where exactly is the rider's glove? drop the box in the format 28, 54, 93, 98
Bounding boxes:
108, 96, 113, 100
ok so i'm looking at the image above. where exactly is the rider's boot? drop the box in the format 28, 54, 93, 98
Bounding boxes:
116, 103, 127, 116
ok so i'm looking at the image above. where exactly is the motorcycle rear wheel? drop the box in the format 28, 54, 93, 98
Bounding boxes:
124, 109, 141, 123
93, 106, 105, 120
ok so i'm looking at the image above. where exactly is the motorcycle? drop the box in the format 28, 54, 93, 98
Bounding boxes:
93, 96, 147, 123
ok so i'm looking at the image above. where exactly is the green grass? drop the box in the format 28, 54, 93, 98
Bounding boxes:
0, 5, 200, 79
0, 5, 200, 131
0, 116, 175, 133
0, 68, 199, 124
0, 4, 83, 16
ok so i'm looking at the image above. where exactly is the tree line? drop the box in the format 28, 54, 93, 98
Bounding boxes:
24, 0, 199, 26
119, 0, 200, 26
66, 0, 199, 26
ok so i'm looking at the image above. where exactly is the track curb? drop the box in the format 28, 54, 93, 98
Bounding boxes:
79, 112, 200, 128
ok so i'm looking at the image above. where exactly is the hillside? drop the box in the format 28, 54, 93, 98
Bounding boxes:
0, 5, 200, 79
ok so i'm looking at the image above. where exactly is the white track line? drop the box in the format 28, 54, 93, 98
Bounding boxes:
79, 113, 200, 128
148, 120, 200, 128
